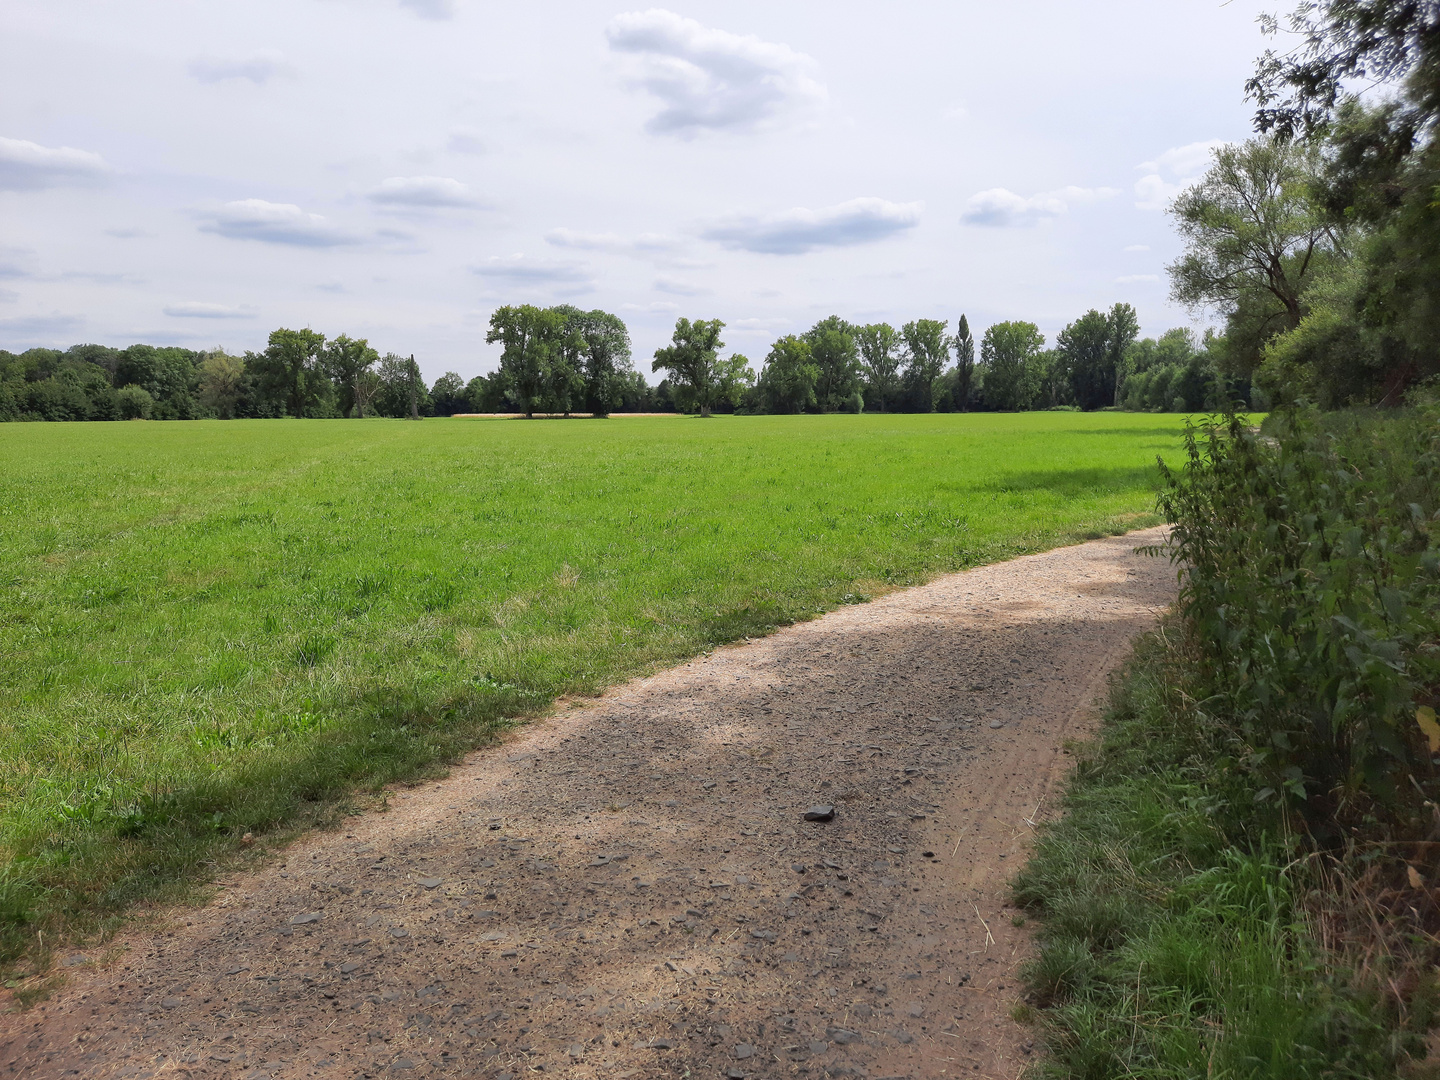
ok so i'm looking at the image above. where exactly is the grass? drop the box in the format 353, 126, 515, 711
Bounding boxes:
0, 410, 1184, 969
1012, 628, 1428, 1079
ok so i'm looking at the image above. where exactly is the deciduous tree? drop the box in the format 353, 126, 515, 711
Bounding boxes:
980, 321, 1045, 411
855, 323, 901, 412
320, 334, 379, 418
900, 319, 948, 411
757, 336, 819, 413
652, 317, 731, 417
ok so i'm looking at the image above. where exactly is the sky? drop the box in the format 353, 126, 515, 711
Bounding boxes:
1, 0, 1280, 383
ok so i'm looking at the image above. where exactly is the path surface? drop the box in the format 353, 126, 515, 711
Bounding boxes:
3, 528, 1175, 1080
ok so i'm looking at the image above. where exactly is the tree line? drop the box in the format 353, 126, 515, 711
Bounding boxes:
0, 304, 1247, 423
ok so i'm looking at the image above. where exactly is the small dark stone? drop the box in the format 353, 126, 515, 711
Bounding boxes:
734, 1043, 755, 1059
160, 996, 183, 1009
989, 720, 1003, 729
791, 863, 806, 873
827, 1028, 861, 1045
289, 912, 322, 925
416, 877, 442, 889
725, 1070, 748, 1080
803, 805, 835, 822
922, 851, 936, 858
809, 1040, 828, 1054
390, 1059, 415, 1070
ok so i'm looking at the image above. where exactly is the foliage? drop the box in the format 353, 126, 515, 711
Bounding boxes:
652, 317, 752, 416
0, 412, 1176, 965
115, 384, 153, 420
1157, 406, 1440, 833
1014, 630, 1418, 1078
855, 323, 902, 412
196, 350, 245, 419
319, 335, 379, 419
900, 318, 948, 412
756, 335, 819, 414
952, 314, 976, 412
802, 316, 862, 413
1169, 139, 1345, 382
980, 320, 1045, 411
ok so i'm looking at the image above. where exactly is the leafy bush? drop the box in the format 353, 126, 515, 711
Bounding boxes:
1158, 406, 1440, 833
116, 384, 154, 420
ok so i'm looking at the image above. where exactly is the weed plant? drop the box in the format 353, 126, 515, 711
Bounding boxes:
1014, 630, 1423, 1078
0, 411, 1181, 969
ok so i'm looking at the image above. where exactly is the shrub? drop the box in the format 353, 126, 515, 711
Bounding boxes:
116, 385, 154, 420
1158, 406, 1440, 834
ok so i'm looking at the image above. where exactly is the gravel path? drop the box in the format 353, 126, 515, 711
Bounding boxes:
2, 528, 1174, 1080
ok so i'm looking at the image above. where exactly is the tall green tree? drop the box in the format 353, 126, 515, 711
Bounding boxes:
757, 336, 819, 413
951, 314, 976, 412
1168, 138, 1342, 380
1057, 310, 1111, 410
320, 334, 379, 418
1106, 303, 1141, 406
980, 321, 1045, 411
196, 350, 245, 419
251, 328, 327, 418
429, 372, 467, 416
569, 309, 633, 417
900, 318, 948, 411
486, 305, 563, 418
802, 316, 862, 412
855, 323, 901, 412
652, 317, 734, 417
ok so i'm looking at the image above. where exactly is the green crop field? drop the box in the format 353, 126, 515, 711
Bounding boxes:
0, 411, 1188, 965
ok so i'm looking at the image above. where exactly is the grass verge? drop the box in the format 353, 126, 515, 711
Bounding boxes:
1013, 626, 1435, 1078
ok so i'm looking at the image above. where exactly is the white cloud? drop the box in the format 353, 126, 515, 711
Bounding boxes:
621, 300, 680, 314
198, 199, 358, 247
369, 175, 481, 208
470, 253, 594, 292
1115, 274, 1160, 284
0, 136, 111, 191
105, 227, 153, 239
446, 129, 485, 155
189, 51, 294, 85
399, 0, 456, 18
0, 312, 85, 340
544, 228, 683, 259
702, 197, 921, 255
162, 301, 255, 319
960, 185, 1118, 227
606, 9, 825, 137
0, 289, 17, 304
653, 275, 710, 296
1123, 244, 1150, 252
1134, 139, 1227, 211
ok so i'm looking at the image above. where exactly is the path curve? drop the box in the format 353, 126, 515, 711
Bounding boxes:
2, 528, 1175, 1080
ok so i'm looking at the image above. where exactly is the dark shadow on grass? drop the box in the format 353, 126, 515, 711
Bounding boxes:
973, 464, 1161, 499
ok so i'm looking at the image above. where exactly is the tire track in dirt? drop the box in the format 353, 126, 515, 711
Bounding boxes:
2, 527, 1174, 1080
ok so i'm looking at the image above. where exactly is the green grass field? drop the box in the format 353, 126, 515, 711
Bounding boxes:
0, 411, 1185, 967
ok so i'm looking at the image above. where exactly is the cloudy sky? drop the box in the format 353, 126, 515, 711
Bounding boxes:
3, 0, 1276, 382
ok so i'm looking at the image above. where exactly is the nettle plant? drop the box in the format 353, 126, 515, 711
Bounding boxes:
1159, 407, 1440, 834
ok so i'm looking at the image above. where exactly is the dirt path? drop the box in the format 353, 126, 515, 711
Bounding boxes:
3, 528, 1174, 1080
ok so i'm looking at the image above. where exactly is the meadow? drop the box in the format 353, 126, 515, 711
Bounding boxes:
0, 411, 1185, 965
